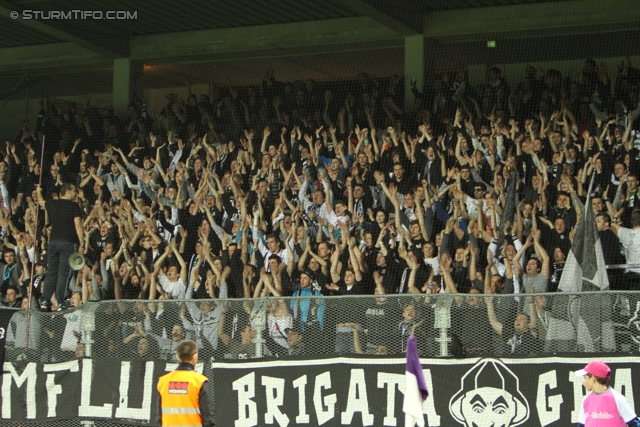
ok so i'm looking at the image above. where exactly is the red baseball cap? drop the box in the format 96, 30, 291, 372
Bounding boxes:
575, 361, 611, 379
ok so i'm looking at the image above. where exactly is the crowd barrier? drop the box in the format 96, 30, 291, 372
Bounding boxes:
1, 291, 639, 426
6, 291, 639, 361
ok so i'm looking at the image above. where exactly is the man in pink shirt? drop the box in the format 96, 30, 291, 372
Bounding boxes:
575, 361, 639, 427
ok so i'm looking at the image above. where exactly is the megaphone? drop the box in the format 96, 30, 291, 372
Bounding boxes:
68, 253, 86, 271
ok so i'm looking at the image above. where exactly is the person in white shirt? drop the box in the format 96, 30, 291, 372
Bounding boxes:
252, 211, 291, 272
298, 174, 333, 220
59, 292, 84, 359
153, 240, 187, 300
324, 177, 349, 227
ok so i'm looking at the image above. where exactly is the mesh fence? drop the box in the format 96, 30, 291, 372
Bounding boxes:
6, 291, 640, 362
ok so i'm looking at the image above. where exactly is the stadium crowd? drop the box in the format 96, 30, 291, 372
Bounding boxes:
2, 58, 640, 361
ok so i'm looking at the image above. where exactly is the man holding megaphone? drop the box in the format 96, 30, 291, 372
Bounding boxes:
37, 183, 85, 312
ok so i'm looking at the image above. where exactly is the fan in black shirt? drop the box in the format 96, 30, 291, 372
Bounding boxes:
37, 183, 85, 311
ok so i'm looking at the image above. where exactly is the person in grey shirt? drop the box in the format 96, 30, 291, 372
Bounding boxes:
6, 298, 41, 362
514, 230, 550, 294
180, 276, 228, 359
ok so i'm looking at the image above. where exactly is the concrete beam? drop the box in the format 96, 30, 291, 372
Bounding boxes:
333, 0, 419, 36
0, 17, 402, 76
0, 43, 111, 73
140, 39, 403, 67
0, 4, 126, 58
423, 0, 640, 42
130, 17, 401, 61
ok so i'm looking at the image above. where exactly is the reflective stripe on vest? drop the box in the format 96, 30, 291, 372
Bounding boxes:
162, 407, 201, 415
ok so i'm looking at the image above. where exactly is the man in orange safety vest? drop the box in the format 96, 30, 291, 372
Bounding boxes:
157, 340, 214, 426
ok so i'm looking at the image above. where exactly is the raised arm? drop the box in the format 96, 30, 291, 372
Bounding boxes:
485, 293, 503, 336
115, 147, 132, 169
455, 133, 469, 166
329, 244, 342, 284
263, 273, 282, 297
406, 266, 419, 295
285, 233, 295, 277
468, 243, 478, 282
260, 126, 271, 154
153, 244, 172, 275
532, 230, 550, 279
513, 233, 533, 269
347, 239, 363, 282
441, 254, 464, 305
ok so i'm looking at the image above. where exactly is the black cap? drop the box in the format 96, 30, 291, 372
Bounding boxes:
300, 269, 315, 281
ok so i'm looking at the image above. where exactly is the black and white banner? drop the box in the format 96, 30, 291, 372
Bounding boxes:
2, 356, 640, 426
0, 358, 205, 425
211, 356, 640, 427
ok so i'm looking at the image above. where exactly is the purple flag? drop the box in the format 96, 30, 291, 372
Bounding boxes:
404, 336, 428, 427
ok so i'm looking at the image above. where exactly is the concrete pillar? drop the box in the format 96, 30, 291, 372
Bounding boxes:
113, 58, 143, 116
404, 34, 425, 113
112, 58, 130, 116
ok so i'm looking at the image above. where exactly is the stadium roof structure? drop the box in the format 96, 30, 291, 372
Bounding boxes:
0, 0, 639, 98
